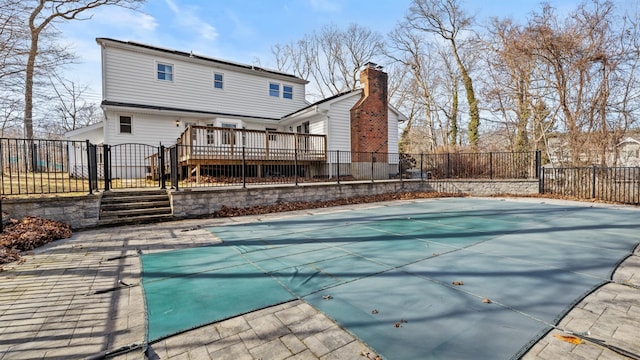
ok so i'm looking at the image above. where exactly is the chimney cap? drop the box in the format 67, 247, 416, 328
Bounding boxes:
364, 62, 383, 70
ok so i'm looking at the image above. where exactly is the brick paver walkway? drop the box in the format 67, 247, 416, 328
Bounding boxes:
0, 199, 638, 360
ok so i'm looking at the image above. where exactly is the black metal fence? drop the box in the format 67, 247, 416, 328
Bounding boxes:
541, 166, 640, 205
0, 138, 100, 195
1, 137, 544, 196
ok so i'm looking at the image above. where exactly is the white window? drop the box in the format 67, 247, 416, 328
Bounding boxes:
221, 123, 236, 145
119, 116, 132, 134
206, 127, 215, 144
214, 73, 223, 89
283, 85, 293, 99
157, 62, 173, 81
269, 82, 280, 97
266, 127, 277, 141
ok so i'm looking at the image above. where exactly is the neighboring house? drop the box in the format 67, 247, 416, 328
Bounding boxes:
545, 135, 640, 167
67, 38, 406, 181
616, 137, 640, 167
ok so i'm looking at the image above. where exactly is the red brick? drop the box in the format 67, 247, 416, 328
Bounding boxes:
350, 64, 388, 162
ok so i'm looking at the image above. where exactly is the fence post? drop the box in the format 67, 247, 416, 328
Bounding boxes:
170, 146, 178, 191
336, 150, 340, 184
31, 141, 38, 173
535, 150, 541, 179
86, 140, 93, 195
159, 145, 166, 190
592, 165, 597, 198
489, 152, 493, 179
399, 154, 403, 184
446, 153, 451, 178
294, 146, 299, 186
539, 167, 545, 194
242, 146, 246, 189
371, 152, 375, 182
420, 153, 424, 181
103, 144, 110, 191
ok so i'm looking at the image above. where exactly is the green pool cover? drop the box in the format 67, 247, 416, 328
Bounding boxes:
140, 198, 640, 359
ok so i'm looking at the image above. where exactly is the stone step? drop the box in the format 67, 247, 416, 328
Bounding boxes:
101, 195, 170, 204
97, 213, 175, 227
98, 189, 173, 226
102, 189, 168, 197
100, 200, 170, 211
100, 207, 172, 218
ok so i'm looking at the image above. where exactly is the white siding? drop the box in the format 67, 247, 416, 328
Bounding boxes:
388, 109, 399, 156
67, 125, 103, 144
326, 95, 360, 152
104, 110, 186, 146
309, 116, 326, 135
103, 46, 307, 119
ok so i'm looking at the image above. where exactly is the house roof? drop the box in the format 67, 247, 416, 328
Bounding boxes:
282, 90, 360, 118
96, 38, 308, 84
65, 121, 104, 137
101, 101, 281, 121
617, 137, 640, 146
282, 89, 408, 122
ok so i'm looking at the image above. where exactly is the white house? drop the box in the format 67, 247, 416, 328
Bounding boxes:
616, 137, 640, 167
67, 38, 406, 181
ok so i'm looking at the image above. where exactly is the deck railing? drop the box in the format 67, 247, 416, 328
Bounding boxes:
176, 126, 327, 161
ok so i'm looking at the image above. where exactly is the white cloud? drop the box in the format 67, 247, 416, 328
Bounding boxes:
164, 0, 219, 41
309, 0, 341, 12
91, 6, 159, 34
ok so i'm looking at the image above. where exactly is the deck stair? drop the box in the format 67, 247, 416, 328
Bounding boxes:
99, 189, 172, 226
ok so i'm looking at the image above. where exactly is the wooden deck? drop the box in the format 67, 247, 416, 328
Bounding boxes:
175, 125, 327, 181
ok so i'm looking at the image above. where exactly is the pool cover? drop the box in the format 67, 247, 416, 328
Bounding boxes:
140, 198, 640, 359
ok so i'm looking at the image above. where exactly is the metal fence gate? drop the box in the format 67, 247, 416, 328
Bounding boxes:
103, 143, 165, 190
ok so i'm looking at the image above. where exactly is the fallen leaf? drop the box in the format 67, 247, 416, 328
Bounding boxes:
553, 334, 583, 345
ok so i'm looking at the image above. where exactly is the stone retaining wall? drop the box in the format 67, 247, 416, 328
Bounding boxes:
2, 179, 539, 229
170, 179, 539, 219
2, 194, 101, 229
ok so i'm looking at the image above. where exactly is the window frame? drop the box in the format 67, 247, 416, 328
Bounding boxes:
283, 85, 293, 99
269, 82, 280, 97
119, 115, 132, 134
214, 72, 224, 89
156, 62, 174, 82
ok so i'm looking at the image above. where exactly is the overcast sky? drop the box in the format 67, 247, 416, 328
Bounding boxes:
54, 0, 633, 104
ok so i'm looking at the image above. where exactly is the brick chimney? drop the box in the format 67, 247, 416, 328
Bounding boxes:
350, 63, 388, 156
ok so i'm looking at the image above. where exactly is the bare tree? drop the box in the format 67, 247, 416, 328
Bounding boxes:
388, 23, 437, 151
484, 18, 539, 152
407, 0, 481, 149
46, 73, 100, 133
527, 1, 619, 165
0, 0, 28, 85
271, 23, 385, 99
20, 0, 144, 141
